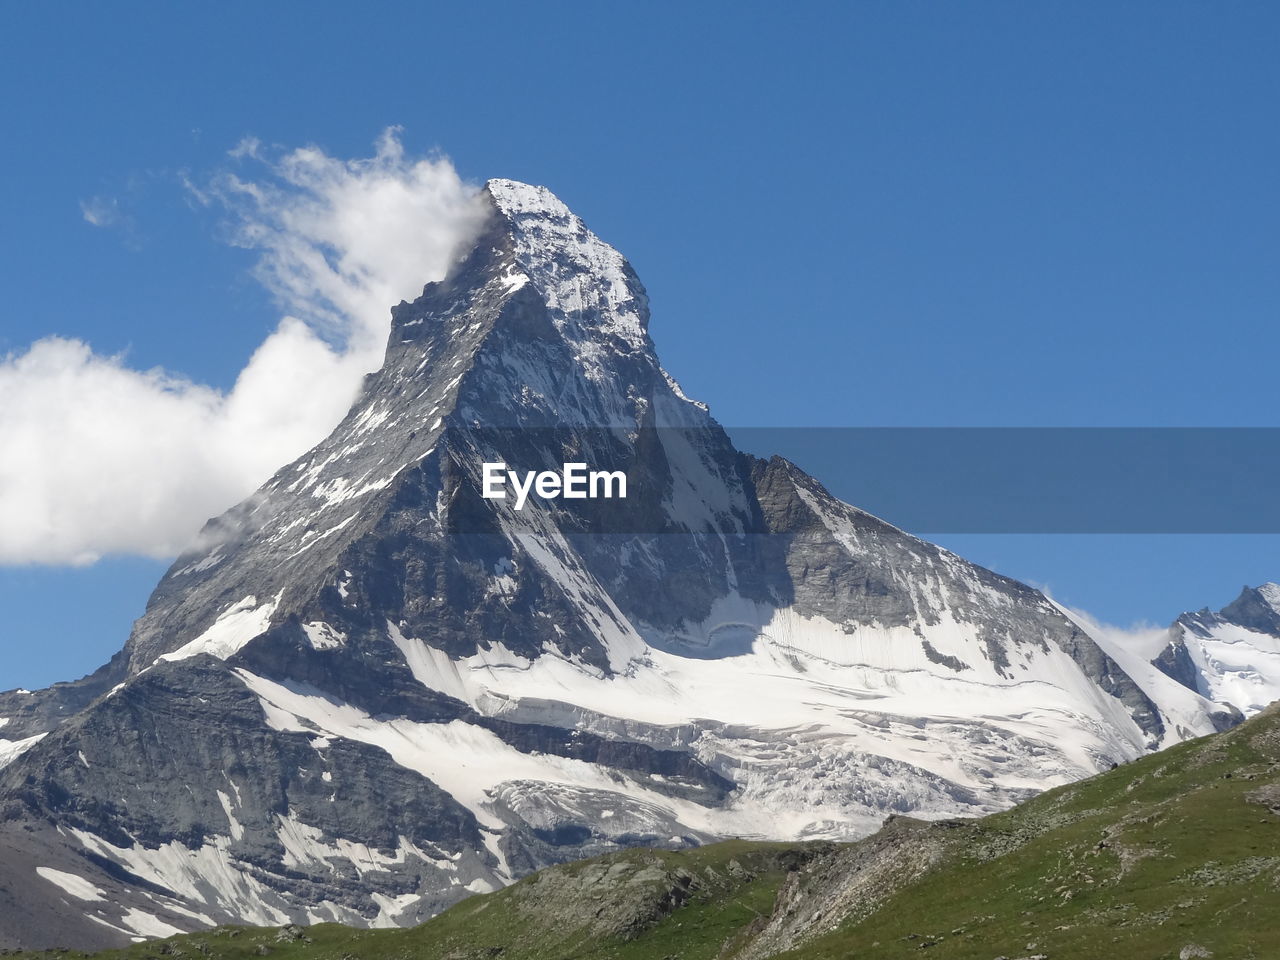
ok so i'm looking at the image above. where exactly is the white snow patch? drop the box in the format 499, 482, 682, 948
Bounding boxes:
302, 622, 347, 651
172, 547, 226, 577
36, 867, 106, 902
86, 913, 146, 942
312, 472, 394, 508
159, 593, 281, 664
285, 514, 358, 560
0, 732, 46, 770
72, 828, 287, 928
217, 790, 245, 842
1185, 621, 1280, 714
370, 892, 421, 922
499, 269, 529, 292
118, 907, 185, 938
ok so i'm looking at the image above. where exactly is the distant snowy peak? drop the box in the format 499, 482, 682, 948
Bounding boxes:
1152, 584, 1280, 717
1182, 583, 1280, 639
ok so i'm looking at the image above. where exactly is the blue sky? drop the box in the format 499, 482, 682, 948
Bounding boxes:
1, 2, 1277, 688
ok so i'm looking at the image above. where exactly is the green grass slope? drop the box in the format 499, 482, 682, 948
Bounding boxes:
13, 706, 1280, 960
773, 702, 1280, 960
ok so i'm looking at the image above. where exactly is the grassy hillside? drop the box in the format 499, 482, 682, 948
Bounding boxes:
773, 702, 1280, 960
14, 705, 1280, 960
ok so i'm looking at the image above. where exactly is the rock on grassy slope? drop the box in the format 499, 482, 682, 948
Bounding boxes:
11, 704, 1280, 960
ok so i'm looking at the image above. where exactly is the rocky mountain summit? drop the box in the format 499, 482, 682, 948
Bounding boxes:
0, 181, 1267, 948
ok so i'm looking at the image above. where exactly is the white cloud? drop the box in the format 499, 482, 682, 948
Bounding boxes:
79, 196, 120, 227
1037, 586, 1173, 659
228, 135, 262, 160
1055, 603, 1173, 661
0, 130, 488, 566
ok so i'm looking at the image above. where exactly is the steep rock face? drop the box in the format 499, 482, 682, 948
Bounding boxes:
0, 657, 122, 743
0, 180, 1241, 948
1220, 583, 1280, 636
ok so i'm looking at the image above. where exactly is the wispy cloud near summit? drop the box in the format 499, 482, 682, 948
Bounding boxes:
0, 130, 488, 565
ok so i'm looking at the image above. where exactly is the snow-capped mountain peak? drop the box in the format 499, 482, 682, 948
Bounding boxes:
485, 177, 650, 346
1147, 583, 1280, 717
0, 180, 1264, 949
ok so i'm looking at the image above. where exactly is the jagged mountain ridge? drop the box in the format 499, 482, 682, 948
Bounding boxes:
0, 180, 1259, 948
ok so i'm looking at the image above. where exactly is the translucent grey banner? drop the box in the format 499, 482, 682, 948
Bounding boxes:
438, 427, 1280, 534
731, 427, 1280, 533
